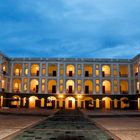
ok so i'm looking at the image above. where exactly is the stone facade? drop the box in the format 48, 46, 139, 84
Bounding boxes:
0, 51, 140, 109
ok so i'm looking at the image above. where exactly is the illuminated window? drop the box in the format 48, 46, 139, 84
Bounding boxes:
78, 80, 81, 84
96, 70, 99, 76
25, 68, 28, 75
78, 70, 81, 76
60, 79, 63, 84
96, 85, 100, 93
42, 85, 45, 92
42, 68, 46, 75
96, 79, 99, 84
42, 79, 45, 84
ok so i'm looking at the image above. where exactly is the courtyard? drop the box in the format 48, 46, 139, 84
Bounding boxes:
0, 109, 140, 140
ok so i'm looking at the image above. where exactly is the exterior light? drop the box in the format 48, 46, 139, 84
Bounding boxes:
77, 95, 82, 99
58, 94, 63, 99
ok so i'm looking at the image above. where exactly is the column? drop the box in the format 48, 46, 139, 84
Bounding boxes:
128, 64, 131, 94
81, 63, 84, 94
57, 63, 60, 94
10, 63, 14, 92
63, 63, 66, 93
99, 64, 102, 95
75, 63, 78, 93
111, 64, 114, 94
117, 64, 120, 95
27, 63, 31, 93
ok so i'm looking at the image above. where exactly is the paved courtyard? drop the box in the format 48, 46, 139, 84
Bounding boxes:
1, 109, 140, 140
82, 110, 140, 140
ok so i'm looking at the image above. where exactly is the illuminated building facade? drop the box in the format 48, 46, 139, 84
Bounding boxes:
0, 51, 140, 109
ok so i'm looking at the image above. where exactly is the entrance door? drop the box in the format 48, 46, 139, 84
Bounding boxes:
102, 86, 105, 94
69, 71, 72, 77
52, 100, 55, 109
85, 71, 89, 77
52, 85, 56, 93
68, 100, 72, 108
85, 86, 89, 94
53, 71, 57, 76
36, 85, 39, 93
85, 100, 89, 109
69, 86, 73, 93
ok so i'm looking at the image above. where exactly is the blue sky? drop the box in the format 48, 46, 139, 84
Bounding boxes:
0, 0, 140, 58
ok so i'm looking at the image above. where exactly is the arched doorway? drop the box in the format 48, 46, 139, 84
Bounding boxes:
102, 80, 111, 94
48, 80, 57, 93
65, 96, 75, 109
11, 95, 21, 108
29, 96, 38, 108
102, 97, 112, 109
47, 96, 57, 109
120, 80, 128, 94
31, 64, 40, 76
30, 79, 39, 93
84, 80, 93, 94
102, 65, 110, 77
66, 80, 75, 93
14, 64, 22, 76
84, 97, 94, 109
13, 79, 21, 93
66, 65, 75, 77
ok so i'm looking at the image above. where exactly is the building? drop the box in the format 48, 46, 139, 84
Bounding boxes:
0, 51, 140, 110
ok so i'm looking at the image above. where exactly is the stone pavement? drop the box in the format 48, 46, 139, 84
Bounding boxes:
10, 110, 114, 140
82, 110, 140, 140
0, 109, 58, 140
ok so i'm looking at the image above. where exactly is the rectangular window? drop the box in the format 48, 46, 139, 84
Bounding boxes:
96, 70, 99, 76
42, 68, 46, 75
96, 85, 100, 93
25, 68, 28, 75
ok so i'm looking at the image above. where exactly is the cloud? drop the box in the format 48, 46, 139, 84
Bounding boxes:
0, 0, 140, 58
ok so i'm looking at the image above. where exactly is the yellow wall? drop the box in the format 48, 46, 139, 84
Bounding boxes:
102, 65, 110, 75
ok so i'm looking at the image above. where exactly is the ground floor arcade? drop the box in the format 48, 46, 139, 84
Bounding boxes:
0, 93, 140, 110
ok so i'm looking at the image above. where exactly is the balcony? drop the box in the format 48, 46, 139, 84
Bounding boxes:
31, 72, 39, 76
48, 72, 57, 77
102, 72, 110, 77
48, 90, 56, 94
14, 73, 21, 76
84, 90, 93, 94
120, 73, 128, 77
13, 89, 20, 93
120, 91, 128, 94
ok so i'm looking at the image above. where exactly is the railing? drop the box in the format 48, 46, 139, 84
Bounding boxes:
14, 73, 21, 76
48, 73, 57, 77
48, 90, 56, 94
84, 90, 93, 94
31, 73, 39, 76
120, 91, 128, 94
103, 91, 111, 94
85, 74, 92, 77
13, 89, 20, 93
119, 73, 128, 77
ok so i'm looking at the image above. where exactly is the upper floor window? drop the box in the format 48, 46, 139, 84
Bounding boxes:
66, 65, 75, 77
48, 64, 57, 77
119, 65, 128, 77
84, 65, 93, 77
31, 64, 40, 76
102, 65, 110, 77
14, 64, 22, 76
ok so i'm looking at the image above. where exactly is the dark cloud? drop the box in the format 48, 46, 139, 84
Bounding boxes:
0, 0, 140, 58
